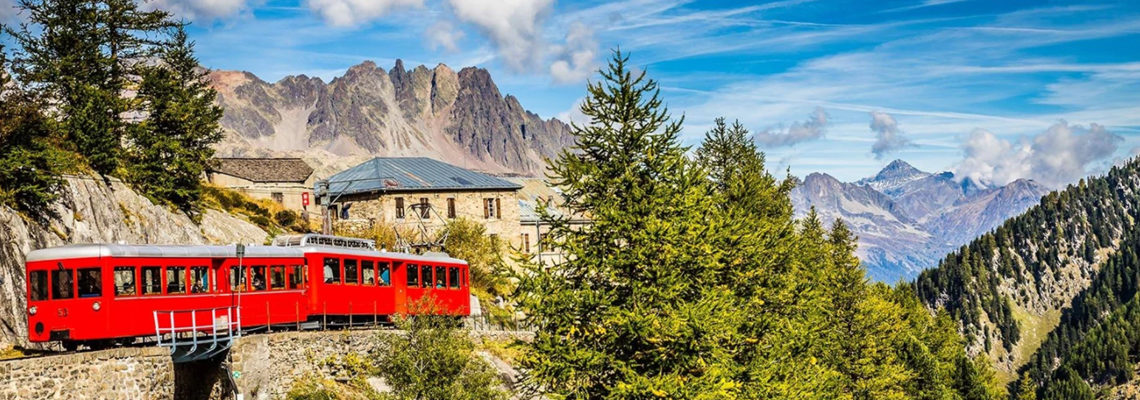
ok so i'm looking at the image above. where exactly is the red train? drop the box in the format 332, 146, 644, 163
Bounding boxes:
24, 235, 471, 350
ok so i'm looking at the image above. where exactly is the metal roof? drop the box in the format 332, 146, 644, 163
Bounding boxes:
26, 244, 303, 262
321, 157, 522, 197
25, 243, 469, 265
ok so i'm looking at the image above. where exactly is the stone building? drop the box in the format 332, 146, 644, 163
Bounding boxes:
205, 158, 315, 213
319, 157, 523, 249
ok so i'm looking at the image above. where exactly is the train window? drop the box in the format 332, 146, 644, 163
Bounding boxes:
288, 265, 303, 289
362, 260, 375, 285
142, 266, 161, 295
323, 258, 340, 284
449, 267, 459, 289
344, 259, 359, 285
378, 262, 391, 286
165, 266, 186, 295
421, 266, 431, 289
28, 271, 48, 301
190, 267, 209, 293
52, 269, 73, 300
407, 264, 418, 287
78, 268, 101, 298
435, 266, 446, 288
114, 267, 136, 296
251, 265, 267, 291
230, 266, 247, 292
270, 265, 285, 290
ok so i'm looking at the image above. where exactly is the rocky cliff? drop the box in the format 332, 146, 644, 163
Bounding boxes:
210, 60, 574, 178
0, 175, 267, 349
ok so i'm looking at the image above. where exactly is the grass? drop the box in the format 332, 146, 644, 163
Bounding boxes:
476, 337, 523, 365
286, 373, 383, 400
0, 345, 25, 360
200, 184, 309, 237
990, 304, 1062, 385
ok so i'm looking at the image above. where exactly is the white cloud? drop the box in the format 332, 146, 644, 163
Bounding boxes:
306, 0, 423, 27
426, 21, 464, 52
448, 0, 553, 72
954, 122, 1122, 188
869, 111, 913, 159
143, 0, 257, 21
549, 22, 597, 84
754, 107, 829, 147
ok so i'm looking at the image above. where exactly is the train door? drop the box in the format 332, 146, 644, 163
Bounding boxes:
393, 261, 407, 314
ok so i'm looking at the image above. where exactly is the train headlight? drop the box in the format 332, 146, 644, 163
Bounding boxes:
92, 302, 101, 311
28, 306, 37, 315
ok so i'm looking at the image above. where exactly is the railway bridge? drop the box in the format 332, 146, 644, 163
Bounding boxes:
0, 329, 531, 400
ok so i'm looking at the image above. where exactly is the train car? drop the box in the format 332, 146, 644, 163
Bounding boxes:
301, 247, 472, 320
273, 234, 472, 321
24, 244, 307, 350
26, 236, 472, 349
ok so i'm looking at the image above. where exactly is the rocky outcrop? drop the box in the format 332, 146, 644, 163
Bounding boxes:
209, 60, 573, 177
0, 175, 268, 348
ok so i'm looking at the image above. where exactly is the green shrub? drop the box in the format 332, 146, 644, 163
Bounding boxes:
275, 209, 299, 227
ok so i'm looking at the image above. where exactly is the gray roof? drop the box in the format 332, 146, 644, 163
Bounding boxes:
209, 158, 314, 183
321, 157, 522, 196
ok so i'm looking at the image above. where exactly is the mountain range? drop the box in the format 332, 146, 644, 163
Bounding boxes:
207, 61, 1050, 285
791, 160, 1051, 281
208, 60, 574, 177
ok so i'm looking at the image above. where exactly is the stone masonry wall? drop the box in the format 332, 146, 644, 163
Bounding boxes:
229, 329, 534, 400
0, 347, 173, 399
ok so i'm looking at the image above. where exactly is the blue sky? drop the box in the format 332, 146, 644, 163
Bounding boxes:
10, 0, 1140, 185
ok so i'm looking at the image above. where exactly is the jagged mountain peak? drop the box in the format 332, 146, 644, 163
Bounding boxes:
208, 59, 574, 176
876, 159, 925, 180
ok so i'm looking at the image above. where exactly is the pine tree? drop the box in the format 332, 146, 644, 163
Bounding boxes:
516, 50, 743, 398
128, 26, 223, 214
7, 0, 172, 175
0, 47, 76, 214
1014, 372, 1037, 400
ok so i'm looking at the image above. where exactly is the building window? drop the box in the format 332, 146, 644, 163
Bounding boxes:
447, 198, 456, 218
395, 197, 405, 219
271, 192, 284, 204
521, 233, 530, 253
419, 198, 430, 218
484, 198, 501, 219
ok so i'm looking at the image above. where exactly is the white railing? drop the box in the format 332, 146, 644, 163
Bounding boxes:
153, 306, 242, 358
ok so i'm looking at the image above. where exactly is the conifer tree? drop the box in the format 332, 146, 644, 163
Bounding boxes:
7, 0, 172, 175
516, 50, 743, 398
0, 48, 74, 214
128, 25, 223, 213
1014, 372, 1037, 400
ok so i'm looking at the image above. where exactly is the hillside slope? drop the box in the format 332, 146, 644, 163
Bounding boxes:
913, 159, 1140, 389
0, 175, 268, 349
210, 60, 574, 178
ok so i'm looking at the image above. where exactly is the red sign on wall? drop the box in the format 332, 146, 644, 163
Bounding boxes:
302, 192, 310, 207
